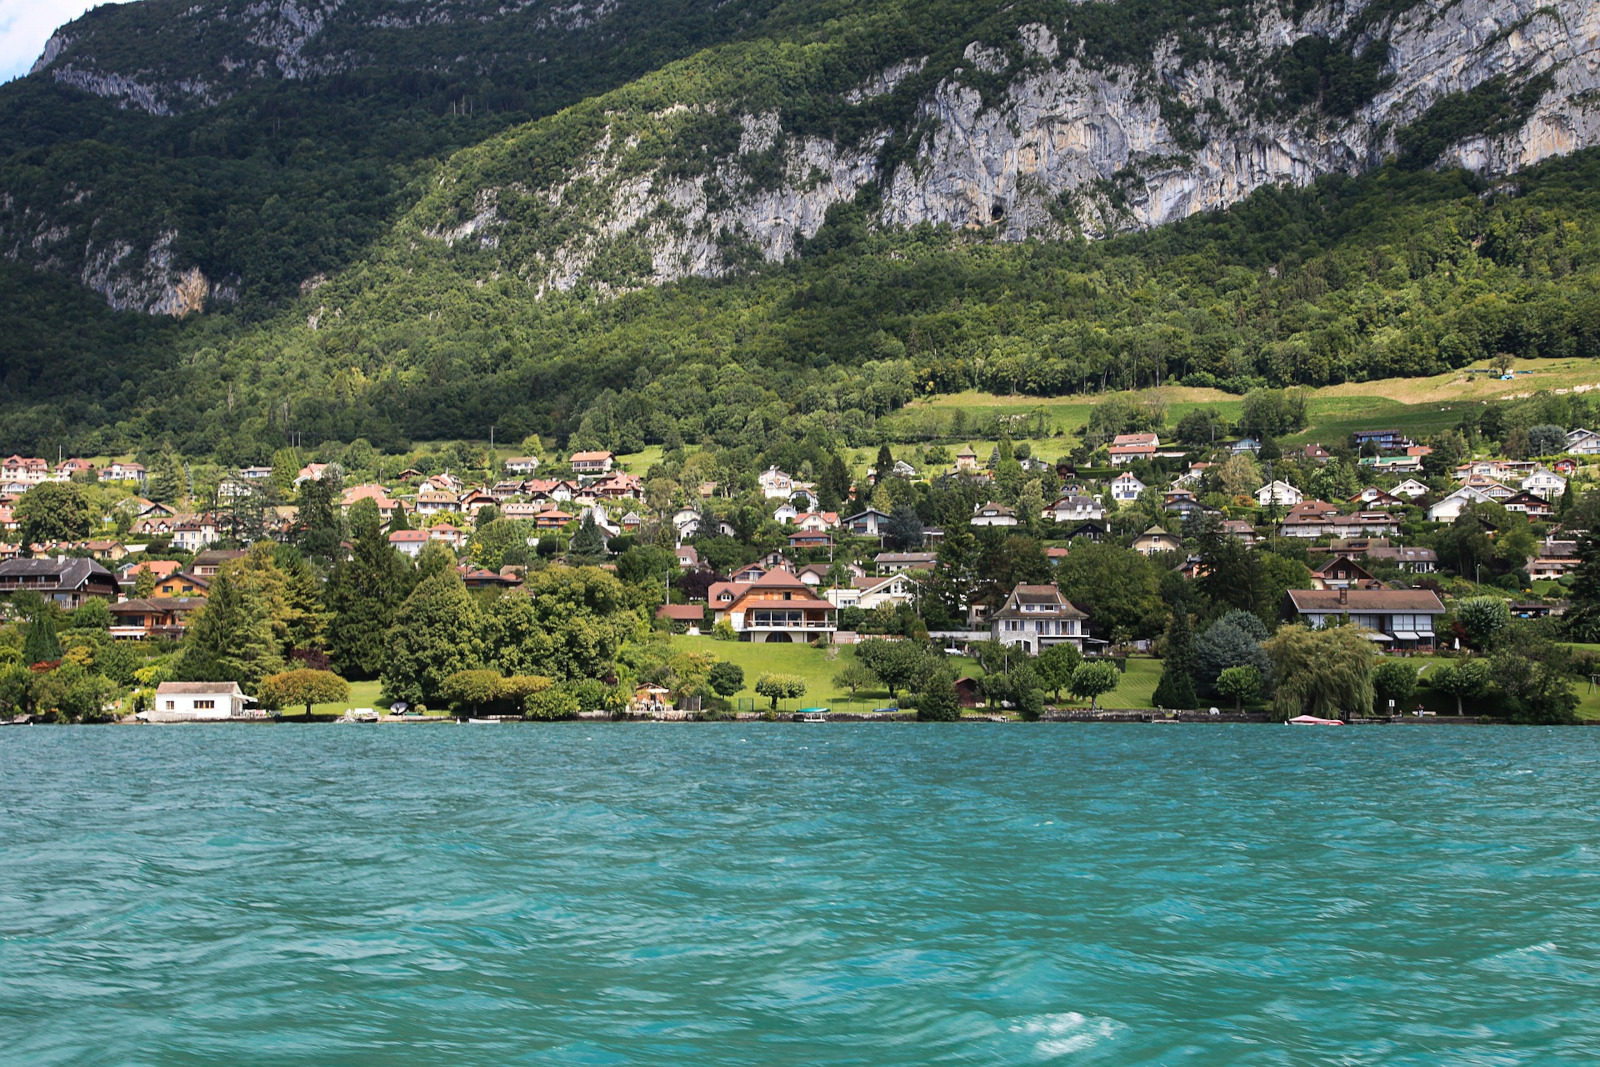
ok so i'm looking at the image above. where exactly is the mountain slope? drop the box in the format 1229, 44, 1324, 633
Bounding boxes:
6, 0, 1599, 314
0, 0, 794, 311
405, 0, 1600, 296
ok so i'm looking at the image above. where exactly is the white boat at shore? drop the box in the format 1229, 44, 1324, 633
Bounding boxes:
1287, 715, 1344, 726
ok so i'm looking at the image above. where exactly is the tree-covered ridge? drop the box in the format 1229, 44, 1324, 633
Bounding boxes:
8, 0, 1581, 318
0, 0, 800, 308
6, 148, 1600, 462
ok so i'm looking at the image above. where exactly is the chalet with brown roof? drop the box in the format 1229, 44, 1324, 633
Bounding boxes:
108, 597, 206, 639
1310, 556, 1380, 591
656, 604, 706, 634
155, 572, 210, 599
0, 557, 118, 607
1283, 588, 1445, 650
1132, 526, 1182, 556
190, 549, 245, 576
710, 569, 836, 643
990, 584, 1088, 654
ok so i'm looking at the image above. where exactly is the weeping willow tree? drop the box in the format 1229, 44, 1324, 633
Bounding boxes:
1263, 623, 1377, 720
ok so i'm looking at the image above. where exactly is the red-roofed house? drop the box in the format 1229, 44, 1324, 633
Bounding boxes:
389, 530, 429, 557
711, 570, 836, 643
1109, 433, 1159, 466
569, 451, 615, 474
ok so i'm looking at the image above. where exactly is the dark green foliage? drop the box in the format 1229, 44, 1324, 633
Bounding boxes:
15, 482, 91, 551
915, 673, 962, 722
568, 513, 610, 564
381, 571, 482, 705
326, 513, 417, 679
23, 612, 62, 666
1267, 36, 1392, 119
884, 505, 924, 551
1565, 531, 1600, 642
1193, 610, 1270, 698
1371, 659, 1418, 710
708, 660, 745, 697
173, 566, 283, 686
854, 637, 928, 698
1152, 610, 1198, 710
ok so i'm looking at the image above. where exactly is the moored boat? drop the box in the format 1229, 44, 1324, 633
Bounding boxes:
1287, 714, 1344, 726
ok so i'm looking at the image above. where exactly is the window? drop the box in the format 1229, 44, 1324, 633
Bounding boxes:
194, 700, 215, 710
165, 701, 175, 710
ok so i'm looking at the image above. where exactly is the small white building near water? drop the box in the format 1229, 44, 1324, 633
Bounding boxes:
143, 681, 254, 722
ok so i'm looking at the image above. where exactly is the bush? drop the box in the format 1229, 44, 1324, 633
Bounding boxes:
916, 674, 962, 721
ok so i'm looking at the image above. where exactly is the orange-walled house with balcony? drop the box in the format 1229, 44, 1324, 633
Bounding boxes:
710, 569, 836, 644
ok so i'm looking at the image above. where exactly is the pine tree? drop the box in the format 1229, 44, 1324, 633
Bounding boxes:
173, 566, 283, 687
1151, 609, 1199, 710
389, 501, 411, 531
23, 611, 61, 666
875, 444, 895, 480
1564, 530, 1600, 642
326, 510, 416, 678
132, 566, 157, 599
568, 513, 608, 564
149, 450, 185, 505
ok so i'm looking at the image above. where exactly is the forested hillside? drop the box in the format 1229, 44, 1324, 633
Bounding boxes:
6, 148, 1600, 462
2, 0, 1600, 462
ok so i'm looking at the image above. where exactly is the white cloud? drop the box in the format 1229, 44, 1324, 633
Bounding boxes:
0, 0, 130, 84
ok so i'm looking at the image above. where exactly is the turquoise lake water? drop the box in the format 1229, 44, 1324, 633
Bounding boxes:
3, 724, 1599, 1065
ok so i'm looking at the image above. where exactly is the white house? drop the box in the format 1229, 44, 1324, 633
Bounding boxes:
971, 502, 1019, 527
1109, 432, 1159, 466
1521, 467, 1567, 501
1427, 486, 1493, 522
505, 456, 541, 475
989, 584, 1088, 654
1256, 480, 1303, 507
825, 573, 917, 612
1046, 495, 1106, 524
144, 681, 253, 722
1109, 472, 1146, 503
388, 530, 429, 557
1391, 478, 1430, 499
773, 503, 800, 524
758, 466, 799, 500
100, 461, 147, 484
1565, 428, 1600, 455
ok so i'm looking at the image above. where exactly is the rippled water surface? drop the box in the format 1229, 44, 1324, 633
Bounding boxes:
4, 724, 1600, 1065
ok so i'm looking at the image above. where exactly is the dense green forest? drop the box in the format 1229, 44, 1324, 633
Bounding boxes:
1, 0, 1595, 463
5, 147, 1600, 462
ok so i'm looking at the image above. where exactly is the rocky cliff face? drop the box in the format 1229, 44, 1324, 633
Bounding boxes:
12, 0, 1600, 313
28, 0, 623, 117
420, 0, 1600, 296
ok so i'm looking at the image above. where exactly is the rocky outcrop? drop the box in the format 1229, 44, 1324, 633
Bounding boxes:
426, 0, 1600, 294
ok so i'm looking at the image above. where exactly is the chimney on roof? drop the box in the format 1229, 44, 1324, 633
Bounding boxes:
1338, 587, 1348, 605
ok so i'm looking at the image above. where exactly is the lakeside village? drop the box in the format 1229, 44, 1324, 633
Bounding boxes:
3, 393, 1600, 726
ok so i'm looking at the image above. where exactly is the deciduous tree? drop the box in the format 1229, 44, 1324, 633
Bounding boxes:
259, 668, 348, 719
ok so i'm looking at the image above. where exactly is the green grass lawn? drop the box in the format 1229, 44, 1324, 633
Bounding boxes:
308, 678, 385, 716
672, 634, 909, 710
877, 358, 1600, 457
